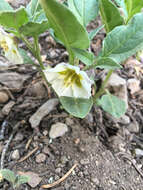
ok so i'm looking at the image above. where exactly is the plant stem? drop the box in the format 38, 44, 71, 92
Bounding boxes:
33, 36, 52, 85
68, 48, 75, 65
93, 69, 113, 102
19, 34, 35, 56
33, 36, 45, 70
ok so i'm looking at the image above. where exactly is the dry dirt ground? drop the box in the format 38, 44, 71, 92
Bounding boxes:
0, 1, 143, 190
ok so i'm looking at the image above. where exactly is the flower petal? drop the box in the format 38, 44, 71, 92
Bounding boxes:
0, 28, 23, 65
52, 78, 73, 97
44, 63, 93, 99
72, 83, 91, 99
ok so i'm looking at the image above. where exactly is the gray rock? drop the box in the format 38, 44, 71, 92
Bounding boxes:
65, 118, 74, 126
117, 115, 130, 125
55, 167, 62, 174
84, 113, 94, 124
135, 148, 143, 157
49, 122, 68, 139
11, 149, 20, 160
126, 122, 139, 133
106, 73, 128, 108
91, 177, 100, 185
60, 156, 68, 164
29, 98, 59, 128
80, 158, 90, 165
2, 101, 15, 115
36, 153, 46, 163
127, 78, 140, 94
0, 72, 30, 92
14, 132, 24, 142
24, 172, 42, 188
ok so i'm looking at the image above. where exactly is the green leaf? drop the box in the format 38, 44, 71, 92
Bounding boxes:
88, 25, 104, 41
113, 0, 127, 18
102, 13, 143, 63
0, 0, 13, 11
19, 21, 49, 36
26, 0, 39, 16
60, 96, 93, 118
26, 0, 47, 23
39, 0, 89, 51
96, 57, 122, 69
0, 169, 16, 184
97, 93, 126, 118
99, 0, 124, 33
0, 7, 28, 30
18, 48, 35, 65
68, 0, 99, 26
72, 48, 95, 65
33, 10, 47, 22
125, 0, 143, 22
16, 175, 30, 186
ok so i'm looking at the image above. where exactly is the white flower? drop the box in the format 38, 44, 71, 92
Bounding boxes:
0, 28, 23, 65
44, 63, 93, 99
0, 172, 3, 182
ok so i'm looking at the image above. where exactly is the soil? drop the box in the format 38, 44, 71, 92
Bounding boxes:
1, 1, 143, 190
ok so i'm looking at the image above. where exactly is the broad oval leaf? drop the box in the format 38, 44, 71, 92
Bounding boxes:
0, 7, 28, 30
60, 96, 93, 118
18, 48, 35, 65
100, 0, 124, 33
96, 57, 122, 69
19, 21, 49, 36
97, 93, 126, 118
102, 13, 143, 63
68, 0, 99, 26
0, 169, 16, 184
16, 175, 30, 186
72, 48, 95, 65
125, 0, 143, 22
39, 0, 89, 50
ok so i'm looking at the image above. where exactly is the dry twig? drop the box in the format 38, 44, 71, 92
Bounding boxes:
18, 146, 39, 163
41, 163, 77, 189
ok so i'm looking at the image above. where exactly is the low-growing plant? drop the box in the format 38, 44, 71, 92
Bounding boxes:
0, 0, 143, 118
0, 169, 29, 190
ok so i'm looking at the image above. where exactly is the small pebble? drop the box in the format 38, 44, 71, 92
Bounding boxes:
65, 118, 74, 126
0, 91, 9, 103
127, 122, 139, 133
127, 78, 140, 94
14, 132, 24, 141
55, 168, 62, 174
80, 158, 90, 165
135, 148, 143, 157
49, 122, 68, 139
43, 130, 48, 136
117, 115, 130, 125
84, 113, 94, 124
11, 149, 20, 160
24, 172, 42, 188
36, 153, 46, 163
60, 156, 68, 164
91, 177, 100, 185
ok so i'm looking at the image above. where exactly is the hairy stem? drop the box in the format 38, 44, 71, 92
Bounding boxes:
34, 36, 45, 70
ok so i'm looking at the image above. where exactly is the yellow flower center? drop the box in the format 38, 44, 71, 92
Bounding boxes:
58, 68, 83, 87
12, 49, 16, 54
1, 40, 9, 52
